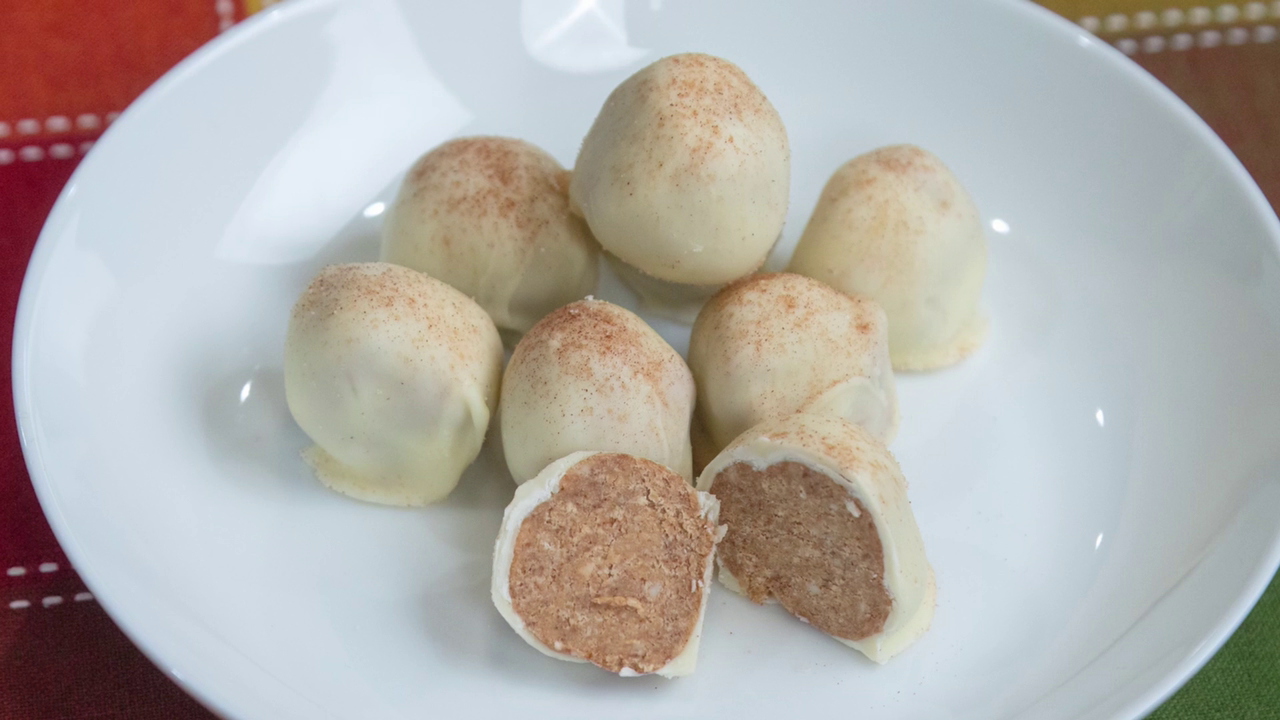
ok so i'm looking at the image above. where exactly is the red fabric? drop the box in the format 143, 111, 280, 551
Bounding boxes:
0, 4, 1276, 719
0, 574, 210, 720
0, 148, 74, 569
0, 1, 229, 123
0, 155, 220, 720
1, 2, 229, 717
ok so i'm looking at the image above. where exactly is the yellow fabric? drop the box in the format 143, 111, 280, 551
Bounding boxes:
243, 0, 282, 15
1039, 0, 1278, 27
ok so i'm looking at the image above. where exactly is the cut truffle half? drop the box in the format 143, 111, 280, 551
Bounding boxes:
492, 451, 722, 677
696, 413, 934, 663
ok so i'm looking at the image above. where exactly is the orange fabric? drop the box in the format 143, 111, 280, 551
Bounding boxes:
0, 1, 236, 129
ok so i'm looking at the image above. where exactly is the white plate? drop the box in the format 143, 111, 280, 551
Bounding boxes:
13, 0, 1280, 718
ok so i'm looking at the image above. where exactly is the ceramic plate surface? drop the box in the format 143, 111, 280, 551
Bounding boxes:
14, 1, 1280, 718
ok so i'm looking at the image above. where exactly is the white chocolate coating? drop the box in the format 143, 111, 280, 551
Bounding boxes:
697, 414, 935, 663
500, 299, 695, 483
689, 273, 898, 457
491, 451, 720, 678
382, 136, 599, 334
788, 145, 987, 371
284, 263, 502, 506
570, 53, 790, 286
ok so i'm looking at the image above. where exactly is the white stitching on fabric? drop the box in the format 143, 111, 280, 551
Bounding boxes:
217, 0, 236, 32
1082, 3, 1280, 36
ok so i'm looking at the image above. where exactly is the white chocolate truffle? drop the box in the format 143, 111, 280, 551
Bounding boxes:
689, 273, 898, 459
570, 53, 790, 287
382, 136, 599, 334
492, 451, 721, 677
788, 145, 987, 371
284, 263, 502, 506
697, 413, 935, 664
500, 299, 695, 484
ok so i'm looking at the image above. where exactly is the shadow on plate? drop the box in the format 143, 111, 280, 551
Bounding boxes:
200, 363, 313, 494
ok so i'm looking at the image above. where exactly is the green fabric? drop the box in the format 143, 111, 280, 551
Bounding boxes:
1147, 571, 1280, 719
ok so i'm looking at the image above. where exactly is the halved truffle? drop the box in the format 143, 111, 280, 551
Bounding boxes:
492, 452, 722, 677
697, 413, 934, 663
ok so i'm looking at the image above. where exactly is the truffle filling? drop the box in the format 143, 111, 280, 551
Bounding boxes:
710, 461, 891, 641
508, 454, 716, 673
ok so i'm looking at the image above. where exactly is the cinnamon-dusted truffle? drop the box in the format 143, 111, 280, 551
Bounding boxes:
689, 273, 898, 459
492, 451, 721, 677
697, 414, 934, 664
382, 136, 599, 334
284, 263, 502, 505
570, 53, 790, 318
500, 299, 695, 483
788, 145, 987, 370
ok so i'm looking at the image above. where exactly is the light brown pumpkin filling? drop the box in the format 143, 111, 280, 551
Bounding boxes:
710, 460, 891, 641
509, 453, 716, 673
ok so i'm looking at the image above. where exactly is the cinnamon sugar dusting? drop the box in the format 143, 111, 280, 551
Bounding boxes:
499, 297, 695, 483
406, 136, 568, 235
290, 263, 492, 371
788, 142, 986, 371
700, 272, 882, 344
513, 299, 683, 394
643, 53, 781, 167
508, 454, 717, 674
846, 144, 961, 218
568, 52, 789, 285
692, 272, 885, 397
869, 144, 931, 176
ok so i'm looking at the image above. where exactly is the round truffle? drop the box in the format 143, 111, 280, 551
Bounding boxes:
492, 451, 721, 677
570, 53, 790, 288
689, 273, 898, 458
788, 144, 987, 371
697, 413, 935, 664
284, 262, 503, 506
500, 299, 695, 484
382, 136, 599, 334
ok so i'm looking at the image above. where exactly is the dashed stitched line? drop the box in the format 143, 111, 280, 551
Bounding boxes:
1111, 23, 1276, 54
1080, 2, 1280, 34
7, 593, 95, 610
6, 563, 61, 576
216, 0, 236, 32
0, 141, 96, 165
0, 112, 117, 140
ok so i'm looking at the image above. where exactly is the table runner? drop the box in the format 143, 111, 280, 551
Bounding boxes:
0, 1, 1276, 717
